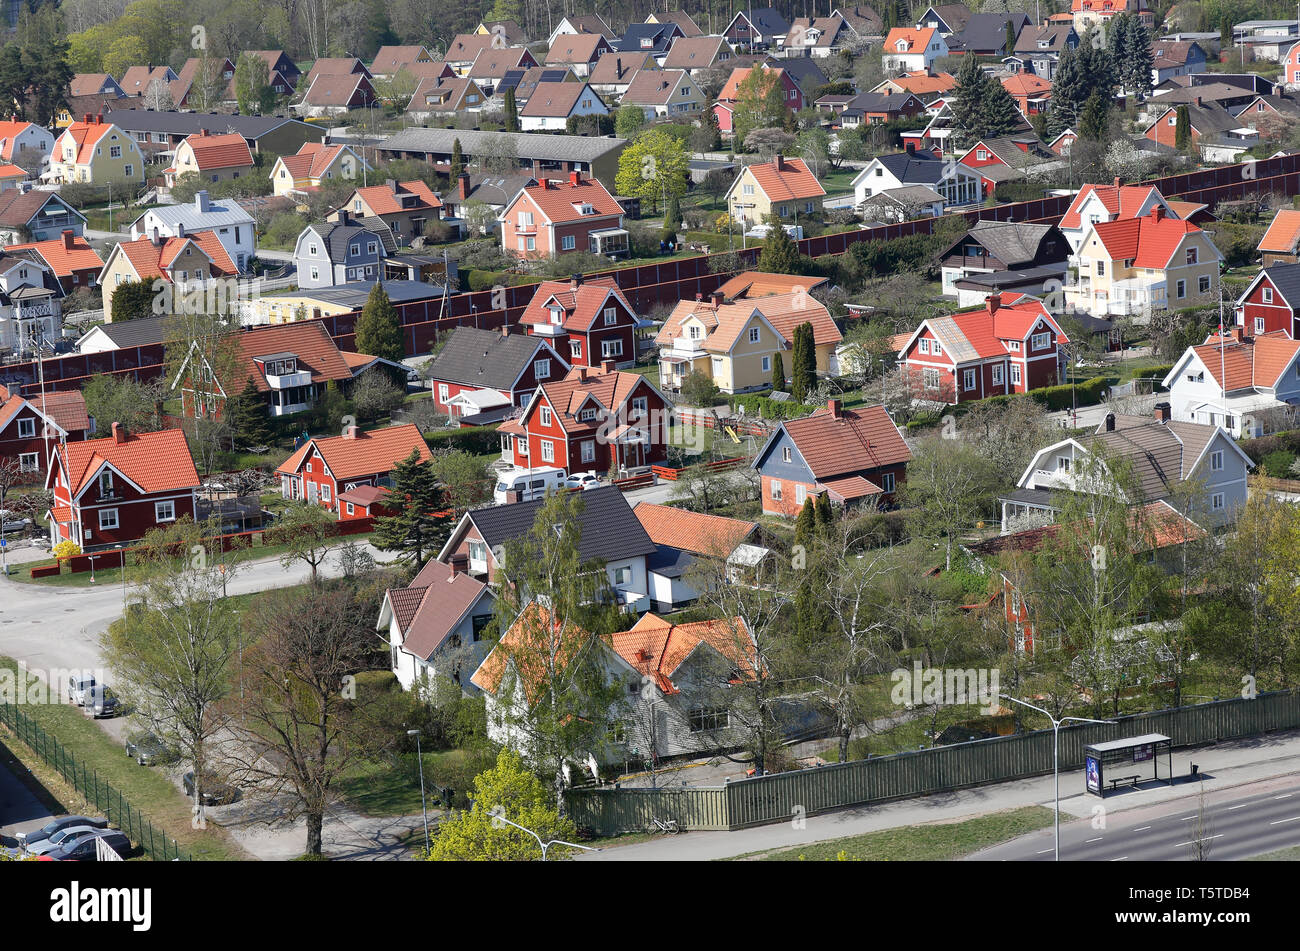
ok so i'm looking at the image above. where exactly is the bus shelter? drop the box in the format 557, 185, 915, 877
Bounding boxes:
1083, 733, 1173, 798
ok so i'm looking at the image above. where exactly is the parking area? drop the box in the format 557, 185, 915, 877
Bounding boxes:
0, 738, 56, 847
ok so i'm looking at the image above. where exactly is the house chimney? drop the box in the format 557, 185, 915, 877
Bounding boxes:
571, 272, 583, 290
458, 171, 471, 200
987, 292, 1002, 315
61, 229, 74, 250
711, 290, 724, 306
111, 421, 125, 443
576, 365, 589, 381
195, 190, 210, 212
151, 226, 160, 246
1194, 95, 1202, 107
1234, 325, 1247, 342
385, 177, 397, 191
177, 222, 185, 239
601, 359, 616, 373
500, 324, 511, 338
828, 398, 842, 418
198, 128, 208, 137
82, 113, 90, 124
569, 169, 581, 186
695, 291, 703, 301
905, 141, 916, 154
1104, 412, 1116, 432
338, 208, 350, 226
1150, 205, 1164, 221
774, 152, 785, 171
449, 553, 469, 576
1154, 402, 1172, 423
1113, 176, 1121, 188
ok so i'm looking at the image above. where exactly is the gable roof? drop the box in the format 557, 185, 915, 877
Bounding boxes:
737, 156, 825, 202
180, 131, 253, 171
469, 601, 613, 699
299, 73, 375, 107
904, 295, 1068, 363
467, 47, 538, 80
632, 502, 755, 556
952, 12, 1028, 52
56, 427, 199, 497
611, 613, 758, 695
1259, 208, 1300, 254
1088, 210, 1213, 269
718, 65, 791, 101
4, 234, 103, 279
277, 142, 356, 181
1146, 100, 1242, 139
1073, 415, 1225, 502
662, 35, 727, 68
386, 559, 492, 660
648, 11, 703, 36
970, 499, 1206, 556
511, 174, 622, 222
56, 116, 118, 165
1060, 181, 1170, 230
656, 290, 841, 351
518, 81, 603, 117
715, 271, 828, 299
70, 73, 123, 97
0, 384, 89, 436
1014, 22, 1076, 54
426, 325, 566, 388
547, 33, 611, 65
1188, 330, 1300, 391
731, 7, 791, 36
230, 322, 354, 393
884, 27, 940, 53
588, 52, 652, 86
944, 220, 1064, 267
771, 403, 912, 480
348, 179, 441, 216
622, 69, 690, 106
113, 230, 236, 283
371, 46, 431, 74
276, 423, 430, 482
521, 276, 635, 332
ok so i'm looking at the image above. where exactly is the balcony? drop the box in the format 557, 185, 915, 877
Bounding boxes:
1030, 469, 1072, 490
265, 369, 312, 389
528, 321, 567, 337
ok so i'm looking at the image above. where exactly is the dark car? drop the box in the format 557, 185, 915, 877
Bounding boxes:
125, 731, 174, 766
42, 829, 131, 861
182, 772, 239, 806
15, 815, 109, 850
84, 686, 120, 718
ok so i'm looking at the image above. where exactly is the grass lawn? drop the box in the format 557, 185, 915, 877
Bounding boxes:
819, 166, 860, 196
737, 805, 1055, 861
1250, 844, 1300, 860
0, 656, 246, 860
335, 748, 492, 817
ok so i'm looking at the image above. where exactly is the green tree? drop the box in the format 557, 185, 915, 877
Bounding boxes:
680, 367, 721, 405
757, 214, 803, 273
771, 350, 785, 390
815, 491, 833, 531
371, 448, 447, 567
450, 138, 464, 181
794, 497, 816, 547
948, 52, 986, 146
428, 748, 578, 860
354, 282, 405, 362
1080, 91, 1110, 142
226, 379, 274, 448
904, 434, 998, 571
266, 502, 342, 586
615, 103, 646, 139
1005, 19, 1017, 56
234, 52, 275, 115
111, 279, 157, 322
690, 105, 722, 153
614, 127, 690, 214
732, 67, 787, 147
503, 89, 519, 133
790, 321, 817, 403
663, 193, 682, 242
1047, 43, 1087, 137
1175, 105, 1192, 150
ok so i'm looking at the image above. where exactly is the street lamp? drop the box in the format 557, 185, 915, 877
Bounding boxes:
407, 728, 430, 855
490, 812, 600, 861
1001, 694, 1113, 861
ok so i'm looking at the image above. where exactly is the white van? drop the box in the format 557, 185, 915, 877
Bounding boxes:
493, 467, 567, 505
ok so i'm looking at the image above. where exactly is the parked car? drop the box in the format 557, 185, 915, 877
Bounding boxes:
83, 685, 120, 718
125, 731, 175, 766
564, 471, 601, 491
15, 815, 108, 850
0, 509, 31, 533
493, 466, 566, 505
25, 825, 102, 857
66, 674, 96, 706
183, 771, 239, 806
42, 829, 131, 861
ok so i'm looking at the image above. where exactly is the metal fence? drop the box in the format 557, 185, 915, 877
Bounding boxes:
0, 701, 189, 861
568, 689, 1300, 835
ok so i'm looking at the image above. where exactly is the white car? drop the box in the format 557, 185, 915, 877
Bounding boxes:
565, 471, 601, 491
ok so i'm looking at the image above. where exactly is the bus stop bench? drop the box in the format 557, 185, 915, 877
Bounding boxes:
1109, 774, 1140, 790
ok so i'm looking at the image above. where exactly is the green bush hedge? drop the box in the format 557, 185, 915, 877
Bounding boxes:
1024, 375, 1111, 411
465, 269, 508, 292
726, 393, 818, 420
426, 425, 501, 455
1239, 429, 1300, 464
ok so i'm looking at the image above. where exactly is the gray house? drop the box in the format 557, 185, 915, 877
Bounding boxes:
1000, 409, 1253, 532
293, 214, 396, 289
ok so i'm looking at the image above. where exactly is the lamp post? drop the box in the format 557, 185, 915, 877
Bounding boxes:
407, 728, 430, 855
1001, 694, 1113, 861
117, 544, 126, 612
490, 812, 600, 861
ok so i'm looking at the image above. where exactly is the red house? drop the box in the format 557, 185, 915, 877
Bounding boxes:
518, 274, 638, 368
336, 484, 393, 521
957, 135, 1054, 198
5, 230, 104, 293
1235, 263, 1300, 339
0, 384, 90, 478
275, 423, 431, 512
46, 424, 200, 550
896, 293, 1069, 404
497, 363, 671, 474
751, 400, 912, 518
499, 171, 628, 260
425, 325, 570, 418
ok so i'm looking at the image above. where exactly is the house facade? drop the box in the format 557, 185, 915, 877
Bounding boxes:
1161, 329, 1300, 438
1236, 263, 1300, 338
99, 229, 237, 317
49, 115, 143, 185
269, 142, 366, 196
276, 423, 431, 511
882, 27, 949, 71
499, 171, 628, 260
46, 424, 200, 550
425, 325, 570, 416
128, 191, 256, 273
0, 384, 90, 478
518, 275, 638, 369
724, 154, 825, 227
163, 130, 254, 187
753, 400, 912, 516
327, 179, 442, 246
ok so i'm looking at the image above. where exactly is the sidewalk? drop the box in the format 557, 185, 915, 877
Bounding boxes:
580, 727, 1300, 861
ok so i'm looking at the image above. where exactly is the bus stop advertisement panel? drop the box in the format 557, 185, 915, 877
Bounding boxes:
1083, 733, 1174, 798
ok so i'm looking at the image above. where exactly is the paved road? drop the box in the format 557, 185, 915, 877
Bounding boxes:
581, 728, 1300, 861
969, 774, 1300, 861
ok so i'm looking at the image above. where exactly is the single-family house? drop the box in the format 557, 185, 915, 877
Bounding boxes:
466, 47, 540, 95
723, 8, 792, 49
615, 23, 684, 61
852, 145, 981, 211
518, 274, 638, 369
275, 422, 430, 511
295, 73, 378, 117
370, 45, 434, 80
499, 171, 628, 260
752, 400, 912, 516
918, 3, 973, 36
882, 27, 949, 72
620, 69, 702, 118
1236, 263, 1300, 340
1058, 179, 1179, 253
0, 190, 86, 244
588, 52, 653, 98
646, 11, 703, 36
1256, 208, 1300, 266
547, 14, 618, 47
545, 33, 614, 77
128, 191, 256, 273
939, 220, 1069, 305
49, 115, 143, 185
714, 66, 806, 134
1011, 23, 1078, 79
406, 77, 490, 122
327, 179, 442, 245
725, 153, 825, 227
518, 81, 608, 131
426, 325, 570, 417
99, 228, 237, 317
0, 383, 90, 478
163, 130, 254, 188
269, 142, 367, 197
1162, 328, 1300, 437
0, 120, 54, 169
633, 502, 758, 612
293, 215, 395, 289
4, 230, 103, 293
661, 36, 732, 75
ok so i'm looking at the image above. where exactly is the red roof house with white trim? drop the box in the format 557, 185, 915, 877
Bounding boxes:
275, 422, 431, 512
519, 274, 638, 368
499, 170, 628, 259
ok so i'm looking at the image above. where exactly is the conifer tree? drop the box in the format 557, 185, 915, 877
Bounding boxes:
355, 282, 404, 363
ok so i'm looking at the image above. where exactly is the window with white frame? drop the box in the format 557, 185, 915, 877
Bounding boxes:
99, 508, 119, 530
540, 406, 552, 427
881, 472, 895, 493
631, 396, 647, 414
762, 355, 771, 372
601, 339, 623, 357
1186, 247, 1198, 265
1211, 450, 1223, 471
561, 235, 576, 250
782, 446, 791, 462
581, 440, 595, 463
603, 307, 617, 325
571, 341, 582, 358
1263, 287, 1273, 303
932, 340, 942, 356
1199, 275, 1210, 293
438, 384, 449, 403
992, 364, 1004, 385
1011, 363, 1022, 384
963, 368, 975, 390
612, 565, 631, 585
17, 418, 35, 438
540, 440, 554, 462
1212, 492, 1224, 511
18, 452, 37, 472
919, 338, 930, 354
770, 479, 783, 500
1176, 279, 1186, 298
534, 359, 551, 379
1031, 332, 1050, 350
1256, 317, 1266, 334
749, 327, 760, 343
923, 367, 940, 389
155, 500, 176, 522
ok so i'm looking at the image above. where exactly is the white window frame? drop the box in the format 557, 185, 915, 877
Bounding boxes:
770, 479, 783, 500
155, 500, 176, 522
540, 440, 555, 463
1210, 450, 1223, 471
534, 359, 551, 379
99, 508, 119, 530
540, 406, 552, 427
18, 452, 38, 472
17, 417, 35, 438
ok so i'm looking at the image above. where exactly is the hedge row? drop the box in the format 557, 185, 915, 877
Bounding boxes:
1239, 428, 1300, 464
726, 393, 819, 420
426, 424, 501, 455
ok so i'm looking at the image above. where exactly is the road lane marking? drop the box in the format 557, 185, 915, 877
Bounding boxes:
1111, 856, 1127, 861
1268, 816, 1300, 825
1133, 826, 1151, 831
1227, 804, 1250, 810
1086, 837, 1103, 842
1174, 834, 1224, 847
1036, 848, 1053, 854
1274, 794, 1292, 800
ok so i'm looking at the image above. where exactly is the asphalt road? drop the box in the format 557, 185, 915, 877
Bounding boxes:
969, 774, 1300, 862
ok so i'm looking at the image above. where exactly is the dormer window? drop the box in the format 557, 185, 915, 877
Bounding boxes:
100, 471, 114, 497
549, 305, 563, 324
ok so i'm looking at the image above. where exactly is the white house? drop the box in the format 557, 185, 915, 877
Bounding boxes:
882, 26, 949, 71
1161, 329, 1300, 437
128, 191, 257, 273
0, 251, 61, 357
518, 81, 609, 131
852, 147, 981, 211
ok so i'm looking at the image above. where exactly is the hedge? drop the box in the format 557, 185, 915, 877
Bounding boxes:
426, 424, 501, 455
1239, 428, 1300, 464
726, 393, 818, 420
1026, 375, 1111, 411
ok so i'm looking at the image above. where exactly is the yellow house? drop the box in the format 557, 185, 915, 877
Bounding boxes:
1065, 206, 1223, 317
655, 289, 842, 394
164, 131, 254, 188
49, 115, 143, 185
724, 154, 826, 227
268, 142, 366, 196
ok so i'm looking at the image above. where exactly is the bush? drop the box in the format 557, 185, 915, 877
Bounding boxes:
727, 393, 818, 420
465, 269, 508, 292
425, 425, 500, 455
1239, 429, 1300, 464
1260, 449, 1296, 478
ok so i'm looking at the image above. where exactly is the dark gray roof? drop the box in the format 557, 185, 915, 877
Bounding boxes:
426, 325, 560, 389
953, 263, 1067, 290
316, 220, 395, 262
952, 12, 1028, 53
468, 484, 657, 565
647, 543, 695, 578
847, 92, 921, 112
280, 280, 445, 310
953, 220, 1064, 267
876, 149, 950, 185
741, 7, 791, 35
463, 172, 539, 208
1259, 262, 1300, 307
776, 56, 827, 92
100, 105, 319, 141
1014, 23, 1076, 55
615, 24, 679, 53
919, 3, 973, 33
81, 315, 168, 349
378, 127, 628, 163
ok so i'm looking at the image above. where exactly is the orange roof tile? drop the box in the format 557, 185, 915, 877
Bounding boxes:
232, 322, 354, 394
113, 230, 236, 283
715, 272, 828, 299
1060, 182, 1168, 230
520, 276, 633, 332
0, 121, 42, 162
1192, 331, 1300, 391
1001, 73, 1052, 97
57, 427, 199, 497
884, 27, 937, 53
742, 156, 825, 203
1091, 210, 1206, 269
512, 174, 622, 224
632, 502, 755, 555
5, 235, 103, 278
181, 131, 253, 171
529, 365, 651, 435
718, 65, 790, 102
611, 613, 760, 694
352, 179, 441, 215
1259, 208, 1300, 255
56, 117, 115, 166
470, 602, 602, 699
880, 70, 956, 96
777, 403, 912, 480
275, 422, 430, 482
